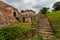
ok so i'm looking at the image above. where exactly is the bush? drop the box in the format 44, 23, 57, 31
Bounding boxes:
31, 21, 35, 28
0, 23, 34, 40
0, 26, 22, 40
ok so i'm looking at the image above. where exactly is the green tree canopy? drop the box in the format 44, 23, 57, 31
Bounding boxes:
53, 2, 60, 11
21, 10, 25, 12
40, 7, 49, 14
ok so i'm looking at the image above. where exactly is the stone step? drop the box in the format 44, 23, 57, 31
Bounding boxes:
39, 34, 55, 39
37, 29, 51, 31
36, 30, 53, 33
39, 33, 54, 36
42, 35, 54, 38
38, 30, 53, 32
39, 34, 54, 37
39, 31, 54, 35
36, 28, 52, 30
36, 26, 51, 27
42, 36, 55, 40
36, 27, 51, 29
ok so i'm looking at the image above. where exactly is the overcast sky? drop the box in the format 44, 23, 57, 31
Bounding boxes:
1, 0, 60, 12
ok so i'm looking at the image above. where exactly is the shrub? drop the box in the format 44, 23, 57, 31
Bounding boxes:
0, 23, 34, 40
0, 26, 33, 40
0, 26, 22, 40
31, 21, 35, 28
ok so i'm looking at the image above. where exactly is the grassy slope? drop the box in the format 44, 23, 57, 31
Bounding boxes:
11, 23, 33, 32
0, 22, 34, 40
46, 11, 60, 38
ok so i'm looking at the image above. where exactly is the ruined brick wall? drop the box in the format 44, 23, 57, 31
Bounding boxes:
0, 1, 36, 27
0, 1, 20, 27
21, 10, 36, 23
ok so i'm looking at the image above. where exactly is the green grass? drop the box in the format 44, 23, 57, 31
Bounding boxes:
46, 10, 60, 38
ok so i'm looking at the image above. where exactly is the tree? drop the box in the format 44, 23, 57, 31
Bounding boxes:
53, 2, 60, 11
40, 7, 49, 14
21, 10, 25, 12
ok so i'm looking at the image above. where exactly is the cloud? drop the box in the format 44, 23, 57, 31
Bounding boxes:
1, 0, 60, 12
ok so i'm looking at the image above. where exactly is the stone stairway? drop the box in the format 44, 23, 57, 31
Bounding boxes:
35, 14, 55, 40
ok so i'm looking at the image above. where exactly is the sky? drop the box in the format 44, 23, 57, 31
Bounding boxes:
1, 0, 60, 13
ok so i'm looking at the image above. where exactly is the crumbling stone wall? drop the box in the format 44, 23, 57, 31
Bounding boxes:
21, 10, 36, 23
0, 1, 20, 27
0, 1, 36, 27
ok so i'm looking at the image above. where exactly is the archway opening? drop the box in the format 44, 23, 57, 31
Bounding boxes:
13, 12, 16, 17
23, 17, 25, 22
